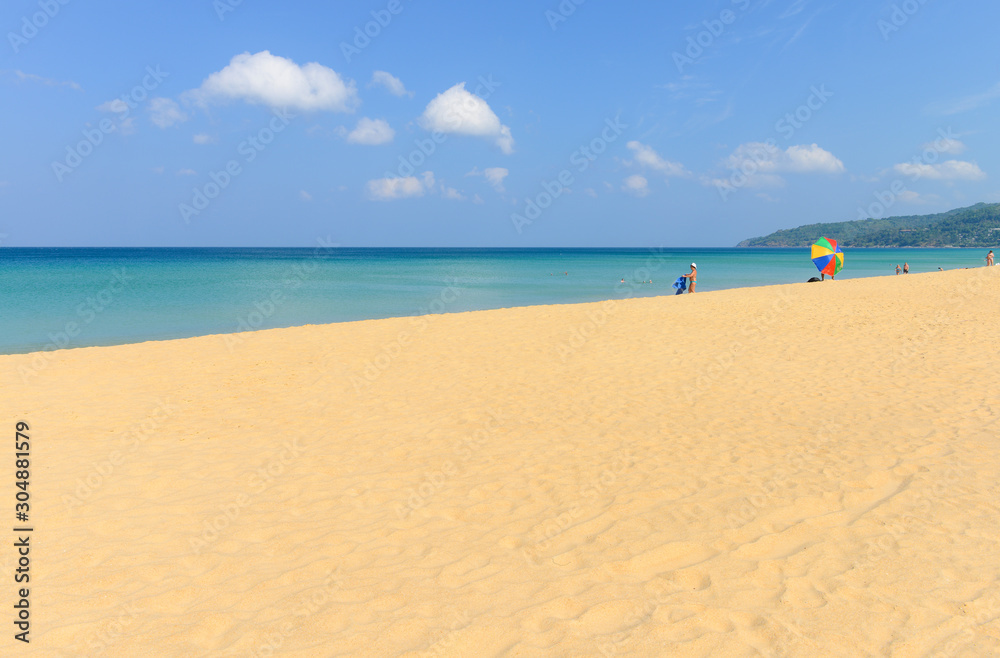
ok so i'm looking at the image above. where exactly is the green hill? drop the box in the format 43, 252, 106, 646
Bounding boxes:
738, 202, 1000, 247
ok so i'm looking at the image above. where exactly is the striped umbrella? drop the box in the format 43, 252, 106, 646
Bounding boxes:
811, 236, 844, 276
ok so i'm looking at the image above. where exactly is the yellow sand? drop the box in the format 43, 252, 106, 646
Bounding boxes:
3, 268, 1000, 657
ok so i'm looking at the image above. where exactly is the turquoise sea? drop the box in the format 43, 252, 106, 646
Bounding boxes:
0, 247, 992, 355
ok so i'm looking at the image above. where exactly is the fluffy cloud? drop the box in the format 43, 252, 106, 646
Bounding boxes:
922, 138, 966, 155
95, 99, 137, 135
149, 97, 187, 128
346, 118, 394, 145
892, 160, 986, 181
193, 133, 216, 144
97, 99, 129, 113
622, 174, 649, 196
369, 71, 411, 97
723, 142, 845, 180
626, 141, 688, 177
419, 83, 513, 154
483, 167, 508, 192
367, 177, 424, 200
467, 166, 509, 192
782, 144, 845, 173
441, 185, 465, 200
189, 51, 358, 112
366, 172, 435, 200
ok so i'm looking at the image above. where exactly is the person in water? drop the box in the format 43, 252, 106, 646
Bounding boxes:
903, 262, 909, 274
895, 264, 901, 275
987, 250, 994, 266
681, 263, 697, 293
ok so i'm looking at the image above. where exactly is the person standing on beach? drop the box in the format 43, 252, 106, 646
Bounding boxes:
681, 263, 697, 293
903, 262, 909, 274
896, 264, 901, 275
987, 250, 994, 266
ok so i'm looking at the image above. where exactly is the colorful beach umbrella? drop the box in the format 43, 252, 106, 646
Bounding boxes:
811, 237, 844, 276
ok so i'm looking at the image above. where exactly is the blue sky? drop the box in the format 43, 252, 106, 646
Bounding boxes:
2, 0, 999, 247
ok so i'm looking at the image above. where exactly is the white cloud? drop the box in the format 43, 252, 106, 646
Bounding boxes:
468, 166, 509, 192
922, 138, 966, 155
300, 190, 313, 201
97, 99, 129, 114
149, 97, 187, 128
897, 190, 931, 203
441, 185, 465, 200
419, 83, 514, 154
484, 167, 508, 191
177, 169, 197, 176
193, 133, 216, 144
703, 173, 785, 190
626, 141, 688, 177
189, 51, 358, 112
472, 194, 485, 204
366, 172, 435, 200
622, 174, 649, 197
367, 177, 424, 200
346, 117, 394, 145
722, 142, 779, 173
722, 142, 844, 184
369, 71, 412, 97
96, 98, 138, 135
584, 187, 598, 198
892, 160, 986, 181
783, 144, 845, 173
11, 70, 82, 91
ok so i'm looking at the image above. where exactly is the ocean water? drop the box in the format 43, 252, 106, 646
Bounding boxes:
0, 247, 991, 355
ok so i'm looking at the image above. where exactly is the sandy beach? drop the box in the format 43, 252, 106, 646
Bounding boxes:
3, 267, 999, 657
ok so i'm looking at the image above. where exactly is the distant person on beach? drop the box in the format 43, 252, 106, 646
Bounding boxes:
903, 262, 909, 274
988, 250, 994, 266
938, 267, 944, 271
896, 264, 901, 275
681, 263, 697, 293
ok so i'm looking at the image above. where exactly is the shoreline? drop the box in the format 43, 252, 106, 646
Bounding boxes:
3, 264, 994, 358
